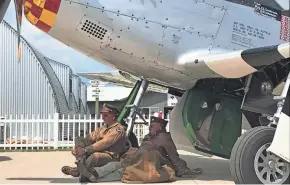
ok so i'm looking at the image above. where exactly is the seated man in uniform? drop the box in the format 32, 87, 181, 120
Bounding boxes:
61, 104, 129, 182
136, 116, 202, 177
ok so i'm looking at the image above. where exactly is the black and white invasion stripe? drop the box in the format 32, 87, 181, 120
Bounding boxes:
204, 43, 290, 78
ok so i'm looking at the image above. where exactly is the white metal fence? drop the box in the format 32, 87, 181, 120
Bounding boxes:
0, 113, 169, 150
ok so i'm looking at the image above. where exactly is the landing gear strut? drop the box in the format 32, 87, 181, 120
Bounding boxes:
230, 71, 290, 184
124, 79, 149, 136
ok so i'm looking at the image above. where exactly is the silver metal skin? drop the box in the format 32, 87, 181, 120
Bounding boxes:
254, 143, 290, 184
45, 0, 288, 90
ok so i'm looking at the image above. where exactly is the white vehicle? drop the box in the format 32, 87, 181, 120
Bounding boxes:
0, 0, 289, 183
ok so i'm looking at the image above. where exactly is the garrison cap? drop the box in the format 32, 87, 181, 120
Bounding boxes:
150, 116, 168, 128
100, 103, 120, 115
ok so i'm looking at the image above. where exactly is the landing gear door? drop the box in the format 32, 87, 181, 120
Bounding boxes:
182, 88, 243, 158
267, 86, 290, 163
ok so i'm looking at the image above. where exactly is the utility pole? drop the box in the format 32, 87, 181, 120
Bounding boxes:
90, 80, 104, 119
95, 96, 99, 119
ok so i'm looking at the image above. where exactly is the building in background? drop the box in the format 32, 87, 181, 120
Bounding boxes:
86, 84, 178, 119
0, 20, 88, 118
79, 70, 179, 119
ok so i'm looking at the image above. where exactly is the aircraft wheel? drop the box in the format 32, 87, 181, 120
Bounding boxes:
230, 126, 290, 184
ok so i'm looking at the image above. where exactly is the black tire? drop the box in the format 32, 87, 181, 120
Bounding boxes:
230, 126, 290, 184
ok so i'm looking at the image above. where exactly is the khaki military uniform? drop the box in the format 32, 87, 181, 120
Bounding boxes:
75, 121, 128, 168
62, 104, 130, 182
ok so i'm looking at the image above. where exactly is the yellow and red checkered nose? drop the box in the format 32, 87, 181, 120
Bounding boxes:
24, 0, 61, 33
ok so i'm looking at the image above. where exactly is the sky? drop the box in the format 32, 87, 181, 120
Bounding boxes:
3, 1, 114, 84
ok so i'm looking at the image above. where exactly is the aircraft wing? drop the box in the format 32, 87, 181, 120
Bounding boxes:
77, 71, 169, 93
197, 43, 289, 79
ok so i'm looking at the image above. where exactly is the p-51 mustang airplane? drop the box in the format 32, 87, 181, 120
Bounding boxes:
1, 0, 290, 183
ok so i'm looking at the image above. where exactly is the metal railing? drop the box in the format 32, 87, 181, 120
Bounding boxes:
0, 113, 169, 150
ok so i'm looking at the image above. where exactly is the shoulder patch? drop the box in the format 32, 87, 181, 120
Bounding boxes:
115, 126, 125, 132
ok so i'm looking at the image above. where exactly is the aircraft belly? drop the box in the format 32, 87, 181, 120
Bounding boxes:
28, 0, 288, 87
91, 46, 197, 89
157, 27, 218, 78
45, 0, 222, 83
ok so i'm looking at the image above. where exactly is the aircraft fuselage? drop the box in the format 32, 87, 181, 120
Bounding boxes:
24, 0, 288, 90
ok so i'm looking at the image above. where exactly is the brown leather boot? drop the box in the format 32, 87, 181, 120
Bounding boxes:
61, 166, 80, 177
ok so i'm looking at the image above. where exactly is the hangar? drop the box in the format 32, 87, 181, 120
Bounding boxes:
0, 20, 88, 119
